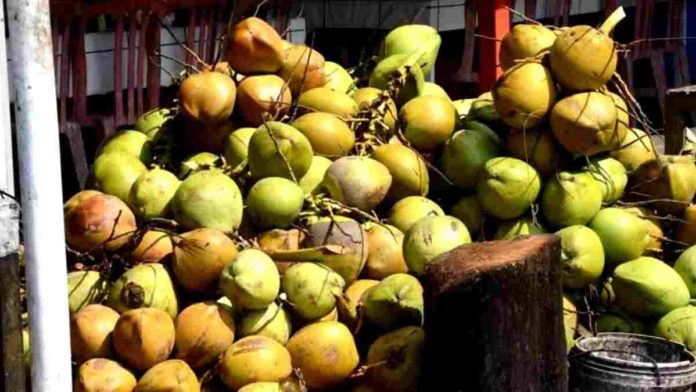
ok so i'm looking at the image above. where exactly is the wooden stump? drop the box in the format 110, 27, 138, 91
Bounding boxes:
422, 235, 566, 392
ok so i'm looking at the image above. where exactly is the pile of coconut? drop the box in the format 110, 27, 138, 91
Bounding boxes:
32, 7, 696, 392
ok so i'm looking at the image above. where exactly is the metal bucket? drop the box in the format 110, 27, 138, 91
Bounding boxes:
570, 333, 696, 391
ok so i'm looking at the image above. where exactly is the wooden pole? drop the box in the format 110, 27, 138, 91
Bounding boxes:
0, 196, 25, 392
422, 235, 567, 392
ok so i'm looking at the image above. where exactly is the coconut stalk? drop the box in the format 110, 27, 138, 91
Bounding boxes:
422, 235, 566, 391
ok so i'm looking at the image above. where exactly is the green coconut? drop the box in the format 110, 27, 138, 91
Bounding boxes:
267, 216, 367, 284
610, 128, 657, 172
633, 155, 696, 214
400, 95, 457, 151
363, 273, 424, 330
655, 306, 696, 351
388, 196, 444, 233
563, 296, 577, 353
549, 7, 625, 91
297, 87, 359, 119
584, 157, 628, 204
440, 127, 502, 189
106, 263, 178, 319
493, 62, 557, 129
178, 152, 224, 179
450, 195, 484, 237
556, 225, 605, 289
551, 92, 622, 156
366, 326, 424, 392
383, 24, 441, 75
421, 82, 450, 100
248, 122, 314, 180
97, 130, 152, 163
91, 153, 147, 202
674, 245, 696, 297
282, 262, 345, 320
476, 157, 541, 220
589, 207, 650, 267
135, 107, 173, 139
68, 271, 107, 314
541, 172, 603, 228
237, 303, 292, 345
372, 143, 429, 200
506, 128, 566, 177
597, 313, 647, 334
128, 168, 180, 220
494, 217, 546, 239
223, 127, 256, 172
468, 92, 500, 123
499, 24, 557, 71
171, 170, 244, 232
403, 215, 471, 276
246, 177, 304, 229
369, 54, 425, 106
612, 256, 690, 317
291, 113, 355, 159
219, 249, 280, 310
324, 61, 355, 94
299, 156, 332, 195
322, 156, 392, 211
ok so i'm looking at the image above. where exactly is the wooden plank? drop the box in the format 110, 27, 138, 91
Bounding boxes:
186, 8, 196, 66
70, 16, 88, 123
198, 8, 209, 62
59, 22, 70, 132
127, 15, 137, 124
650, 49, 668, 118
137, 11, 148, 116
114, 14, 125, 127
455, 0, 477, 83
145, 15, 161, 110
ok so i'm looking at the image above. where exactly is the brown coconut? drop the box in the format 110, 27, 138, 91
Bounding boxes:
610, 128, 657, 173
499, 24, 557, 71
175, 301, 235, 368
113, 308, 176, 371
364, 224, 408, 279
135, 359, 199, 392
179, 71, 236, 124
633, 155, 696, 214
217, 336, 293, 390
183, 119, 235, 153
279, 44, 326, 95
172, 228, 238, 294
65, 194, 137, 252
551, 92, 622, 156
131, 230, 174, 264
226, 17, 285, 74
64, 190, 102, 215
506, 127, 567, 177
70, 304, 120, 364
236, 75, 292, 127
677, 204, 696, 246
493, 61, 557, 130
75, 358, 137, 392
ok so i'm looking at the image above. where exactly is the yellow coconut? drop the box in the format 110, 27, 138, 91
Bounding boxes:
135, 360, 199, 391
172, 228, 238, 293
286, 321, 359, 390
75, 358, 137, 392
499, 24, 557, 71
217, 336, 293, 390
493, 62, 556, 130
551, 92, 622, 156
112, 308, 176, 371
175, 301, 235, 368
131, 230, 174, 263
70, 304, 120, 363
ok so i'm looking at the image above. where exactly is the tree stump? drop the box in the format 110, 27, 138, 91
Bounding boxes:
422, 235, 566, 392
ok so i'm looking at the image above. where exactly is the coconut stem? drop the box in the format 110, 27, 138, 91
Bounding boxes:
599, 6, 626, 35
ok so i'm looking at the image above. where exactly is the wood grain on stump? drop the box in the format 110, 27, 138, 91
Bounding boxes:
422, 235, 566, 392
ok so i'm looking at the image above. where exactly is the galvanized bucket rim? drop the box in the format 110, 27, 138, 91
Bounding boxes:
573, 333, 696, 372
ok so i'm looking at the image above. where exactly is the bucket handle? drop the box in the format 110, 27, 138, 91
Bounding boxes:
570, 349, 662, 385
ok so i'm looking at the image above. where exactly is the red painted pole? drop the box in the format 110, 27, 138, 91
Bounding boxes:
478, 0, 510, 93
